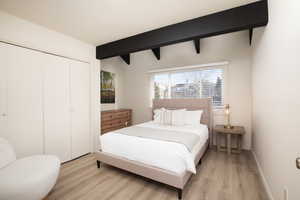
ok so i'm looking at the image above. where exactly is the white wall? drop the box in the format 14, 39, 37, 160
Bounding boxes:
0, 10, 100, 152
0, 11, 94, 62
100, 60, 126, 111
252, 1, 300, 200
102, 31, 253, 149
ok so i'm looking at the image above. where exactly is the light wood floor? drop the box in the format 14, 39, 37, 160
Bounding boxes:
45, 149, 268, 200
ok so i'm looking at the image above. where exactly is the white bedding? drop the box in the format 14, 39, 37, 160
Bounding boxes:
99, 121, 208, 175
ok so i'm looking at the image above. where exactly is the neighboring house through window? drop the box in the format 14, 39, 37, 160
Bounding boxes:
151, 65, 226, 107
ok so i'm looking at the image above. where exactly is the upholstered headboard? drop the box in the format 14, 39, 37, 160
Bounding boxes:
152, 98, 213, 144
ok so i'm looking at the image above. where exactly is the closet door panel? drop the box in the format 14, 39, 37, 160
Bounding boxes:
70, 61, 90, 158
44, 56, 71, 162
4, 44, 44, 158
0, 43, 8, 140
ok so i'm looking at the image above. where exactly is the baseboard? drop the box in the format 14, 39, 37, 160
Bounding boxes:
251, 150, 274, 200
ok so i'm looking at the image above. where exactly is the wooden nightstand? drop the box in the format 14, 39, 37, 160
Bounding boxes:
214, 125, 245, 154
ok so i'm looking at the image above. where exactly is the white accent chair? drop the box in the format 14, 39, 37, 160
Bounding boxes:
0, 138, 60, 200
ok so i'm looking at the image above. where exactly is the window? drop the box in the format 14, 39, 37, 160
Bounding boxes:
152, 68, 224, 107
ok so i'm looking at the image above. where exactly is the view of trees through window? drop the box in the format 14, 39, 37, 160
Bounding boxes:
153, 68, 223, 106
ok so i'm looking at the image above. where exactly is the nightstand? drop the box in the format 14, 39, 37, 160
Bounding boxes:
214, 125, 245, 154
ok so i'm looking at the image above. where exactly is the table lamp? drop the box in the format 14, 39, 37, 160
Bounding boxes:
224, 104, 233, 129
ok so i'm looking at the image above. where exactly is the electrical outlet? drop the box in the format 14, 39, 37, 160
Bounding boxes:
284, 187, 288, 200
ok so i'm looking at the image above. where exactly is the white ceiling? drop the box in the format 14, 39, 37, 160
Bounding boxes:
0, 0, 256, 45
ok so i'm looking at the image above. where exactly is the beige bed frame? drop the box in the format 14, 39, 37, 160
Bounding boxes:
96, 98, 213, 199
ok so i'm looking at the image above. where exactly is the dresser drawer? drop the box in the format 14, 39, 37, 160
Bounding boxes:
101, 113, 114, 120
102, 112, 131, 121
102, 118, 130, 126
102, 126, 125, 134
102, 121, 127, 130
115, 111, 131, 118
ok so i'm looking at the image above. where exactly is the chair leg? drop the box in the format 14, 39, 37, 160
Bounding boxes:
96, 160, 101, 168
177, 188, 182, 199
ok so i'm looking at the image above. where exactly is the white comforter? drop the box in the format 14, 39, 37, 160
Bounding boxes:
99, 121, 208, 175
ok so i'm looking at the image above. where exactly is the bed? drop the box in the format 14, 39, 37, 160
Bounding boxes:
96, 98, 212, 199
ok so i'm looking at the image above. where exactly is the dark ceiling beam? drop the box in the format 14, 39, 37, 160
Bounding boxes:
120, 54, 130, 65
151, 48, 160, 60
193, 39, 200, 54
96, 0, 268, 60
249, 28, 253, 45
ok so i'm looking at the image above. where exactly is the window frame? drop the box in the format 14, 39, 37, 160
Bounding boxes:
150, 65, 228, 109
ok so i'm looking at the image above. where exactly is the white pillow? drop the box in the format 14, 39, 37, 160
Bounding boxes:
162, 109, 173, 125
184, 110, 203, 125
153, 108, 165, 124
171, 109, 186, 126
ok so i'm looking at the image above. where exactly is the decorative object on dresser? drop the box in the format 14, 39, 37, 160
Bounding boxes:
214, 125, 245, 154
101, 109, 132, 134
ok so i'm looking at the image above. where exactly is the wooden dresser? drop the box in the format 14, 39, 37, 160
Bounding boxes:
101, 109, 132, 134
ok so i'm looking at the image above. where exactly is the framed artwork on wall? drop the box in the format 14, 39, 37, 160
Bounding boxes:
101, 70, 115, 104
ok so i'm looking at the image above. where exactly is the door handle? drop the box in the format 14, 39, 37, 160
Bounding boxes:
296, 157, 300, 169
1, 113, 7, 117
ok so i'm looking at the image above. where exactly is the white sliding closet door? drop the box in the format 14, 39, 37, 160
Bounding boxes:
0, 43, 8, 141
1, 43, 44, 158
70, 61, 90, 158
43, 56, 71, 162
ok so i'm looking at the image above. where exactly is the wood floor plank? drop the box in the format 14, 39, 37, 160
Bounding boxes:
46, 149, 268, 200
